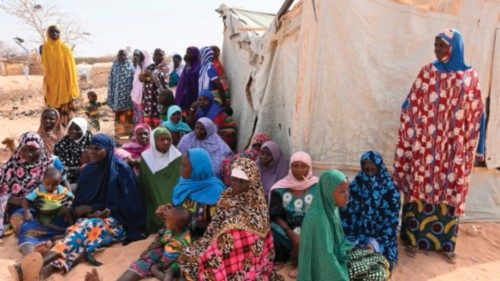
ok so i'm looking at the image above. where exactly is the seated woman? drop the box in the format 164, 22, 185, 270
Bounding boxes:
178, 158, 282, 280
177, 117, 233, 177
161, 105, 192, 146
37, 108, 64, 154
220, 132, 270, 186
340, 151, 400, 270
13, 134, 147, 280
140, 128, 181, 233
115, 124, 151, 172
170, 148, 225, 237
187, 90, 236, 149
0, 132, 67, 254
258, 141, 289, 198
268, 151, 319, 274
54, 117, 92, 187
298, 170, 390, 281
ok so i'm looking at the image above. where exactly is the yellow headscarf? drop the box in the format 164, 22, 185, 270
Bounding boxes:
41, 31, 80, 108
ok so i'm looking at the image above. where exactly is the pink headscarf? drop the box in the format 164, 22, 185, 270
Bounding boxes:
119, 124, 151, 159
268, 151, 319, 200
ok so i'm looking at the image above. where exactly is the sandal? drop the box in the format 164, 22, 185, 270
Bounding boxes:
405, 245, 417, 258
441, 251, 457, 264
34, 241, 53, 256
20, 252, 43, 281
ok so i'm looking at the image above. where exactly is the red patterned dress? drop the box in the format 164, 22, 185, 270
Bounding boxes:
394, 63, 484, 253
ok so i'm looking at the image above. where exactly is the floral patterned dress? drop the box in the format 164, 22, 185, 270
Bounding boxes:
142, 62, 169, 127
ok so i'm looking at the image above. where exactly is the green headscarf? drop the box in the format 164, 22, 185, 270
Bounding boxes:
153, 127, 171, 139
298, 170, 354, 281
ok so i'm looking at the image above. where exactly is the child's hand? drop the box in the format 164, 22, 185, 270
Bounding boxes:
155, 204, 172, 219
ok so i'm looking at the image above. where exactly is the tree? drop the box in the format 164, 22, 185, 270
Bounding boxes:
0, 0, 90, 50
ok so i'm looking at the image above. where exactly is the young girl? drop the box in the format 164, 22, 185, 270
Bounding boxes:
83, 91, 103, 132
161, 105, 191, 146
118, 206, 192, 281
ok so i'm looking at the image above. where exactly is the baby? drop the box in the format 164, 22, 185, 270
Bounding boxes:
119, 206, 191, 281
22, 167, 74, 231
83, 91, 103, 131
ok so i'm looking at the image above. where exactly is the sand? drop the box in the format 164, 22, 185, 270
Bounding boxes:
0, 76, 499, 280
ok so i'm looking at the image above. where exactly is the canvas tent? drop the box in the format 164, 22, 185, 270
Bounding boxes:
217, 0, 500, 221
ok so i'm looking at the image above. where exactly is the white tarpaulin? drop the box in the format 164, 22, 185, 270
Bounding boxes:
217, 0, 500, 221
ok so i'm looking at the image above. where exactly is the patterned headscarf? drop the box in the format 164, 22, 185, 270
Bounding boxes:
198, 46, 216, 94
200, 157, 270, 245
0, 132, 53, 196
37, 108, 64, 154
433, 28, 470, 72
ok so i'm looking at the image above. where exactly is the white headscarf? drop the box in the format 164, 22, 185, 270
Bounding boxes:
131, 49, 153, 104
141, 128, 181, 174
68, 117, 88, 141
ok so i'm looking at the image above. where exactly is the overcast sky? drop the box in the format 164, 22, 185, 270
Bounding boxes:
0, 0, 283, 57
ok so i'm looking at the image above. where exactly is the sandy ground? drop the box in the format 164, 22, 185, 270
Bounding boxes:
0, 76, 499, 280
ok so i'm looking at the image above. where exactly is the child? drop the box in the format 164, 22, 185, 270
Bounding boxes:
84, 91, 103, 131
161, 105, 191, 146
157, 89, 176, 122
22, 167, 74, 232
118, 206, 192, 281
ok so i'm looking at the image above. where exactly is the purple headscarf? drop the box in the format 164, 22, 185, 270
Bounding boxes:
195, 89, 224, 121
177, 118, 233, 176
175, 46, 201, 112
257, 141, 289, 196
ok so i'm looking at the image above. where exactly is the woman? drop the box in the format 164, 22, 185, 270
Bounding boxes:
211, 45, 231, 107
0, 133, 54, 238
198, 46, 226, 107
37, 108, 64, 154
107, 49, 135, 138
394, 29, 484, 263
340, 151, 400, 270
41, 25, 79, 126
268, 151, 319, 276
115, 124, 151, 168
131, 49, 152, 125
54, 117, 92, 185
171, 148, 225, 237
178, 158, 282, 280
161, 105, 192, 146
298, 170, 390, 281
258, 141, 289, 197
141, 48, 169, 128
168, 54, 184, 93
188, 90, 237, 149
140, 128, 182, 233
175, 46, 201, 114
177, 118, 233, 177
220, 132, 271, 186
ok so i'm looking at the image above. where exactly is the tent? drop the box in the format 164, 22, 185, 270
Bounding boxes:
216, 0, 500, 221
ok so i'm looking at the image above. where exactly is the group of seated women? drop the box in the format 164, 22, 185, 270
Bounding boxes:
0, 109, 398, 281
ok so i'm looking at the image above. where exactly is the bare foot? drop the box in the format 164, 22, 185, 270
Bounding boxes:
404, 245, 417, 258
20, 252, 43, 281
34, 240, 53, 256
441, 251, 457, 264
85, 268, 102, 281
288, 267, 297, 279
8, 264, 21, 281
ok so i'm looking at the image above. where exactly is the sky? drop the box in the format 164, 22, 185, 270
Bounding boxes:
0, 0, 283, 57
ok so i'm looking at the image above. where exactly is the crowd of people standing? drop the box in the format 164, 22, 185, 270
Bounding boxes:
0, 25, 485, 281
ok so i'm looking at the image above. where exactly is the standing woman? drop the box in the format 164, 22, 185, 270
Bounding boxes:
37, 108, 64, 154
54, 117, 92, 186
197, 47, 226, 107
131, 50, 152, 125
168, 54, 184, 94
268, 151, 319, 276
41, 26, 80, 126
340, 151, 400, 270
140, 128, 182, 233
141, 48, 169, 128
175, 47, 201, 115
394, 28, 484, 263
107, 49, 135, 138
211, 46, 231, 107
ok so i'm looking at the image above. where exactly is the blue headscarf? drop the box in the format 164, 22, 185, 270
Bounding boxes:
432, 28, 471, 72
161, 105, 192, 133
340, 151, 400, 269
195, 89, 223, 120
73, 134, 146, 242
172, 148, 225, 206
